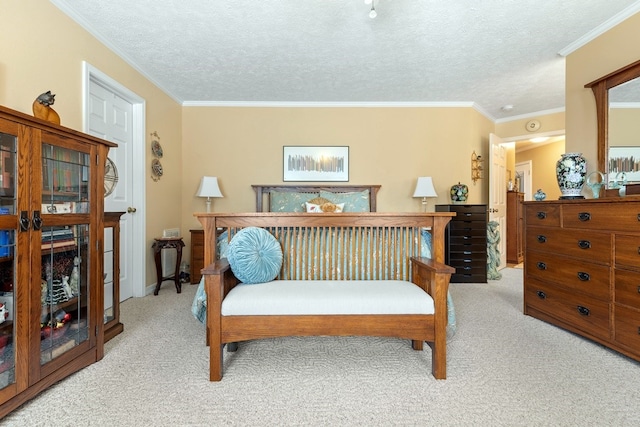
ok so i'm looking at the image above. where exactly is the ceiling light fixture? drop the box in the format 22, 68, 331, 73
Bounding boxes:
365, 0, 377, 19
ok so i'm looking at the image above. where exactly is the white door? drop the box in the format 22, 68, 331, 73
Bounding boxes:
489, 134, 507, 270
83, 63, 146, 299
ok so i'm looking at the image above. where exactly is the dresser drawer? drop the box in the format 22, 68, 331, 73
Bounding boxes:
615, 268, 640, 308
448, 258, 486, 269
445, 204, 487, 214
525, 277, 610, 340
526, 226, 611, 263
615, 234, 640, 269
525, 203, 560, 227
526, 251, 610, 300
450, 236, 486, 247
614, 304, 640, 353
449, 226, 486, 237
562, 202, 640, 232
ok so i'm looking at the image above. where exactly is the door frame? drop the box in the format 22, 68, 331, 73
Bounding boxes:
82, 62, 147, 298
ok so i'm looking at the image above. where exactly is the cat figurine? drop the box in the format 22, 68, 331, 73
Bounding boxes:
32, 91, 61, 125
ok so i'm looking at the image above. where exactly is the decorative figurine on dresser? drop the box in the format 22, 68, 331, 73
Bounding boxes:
435, 203, 487, 283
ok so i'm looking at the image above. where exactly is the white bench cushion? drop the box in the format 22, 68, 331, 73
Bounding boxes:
221, 280, 434, 316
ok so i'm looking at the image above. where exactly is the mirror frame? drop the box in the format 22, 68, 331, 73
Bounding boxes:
585, 59, 640, 177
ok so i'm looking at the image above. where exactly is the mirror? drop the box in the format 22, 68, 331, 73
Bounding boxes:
585, 59, 640, 186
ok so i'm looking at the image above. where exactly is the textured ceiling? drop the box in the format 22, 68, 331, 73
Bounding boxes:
51, 0, 640, 121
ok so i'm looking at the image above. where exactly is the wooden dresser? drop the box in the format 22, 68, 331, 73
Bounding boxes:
436, 204, 487, 283
506, 191, 524, 264
523, 198, 640, 362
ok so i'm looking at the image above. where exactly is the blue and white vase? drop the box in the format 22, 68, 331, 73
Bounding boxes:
556, 153, 586, 199
534, 189, 546, 201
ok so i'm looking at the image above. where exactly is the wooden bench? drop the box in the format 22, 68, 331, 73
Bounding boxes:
196, 212, 455, 380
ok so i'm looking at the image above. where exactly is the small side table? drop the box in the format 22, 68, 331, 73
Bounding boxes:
152, 237, 185, 295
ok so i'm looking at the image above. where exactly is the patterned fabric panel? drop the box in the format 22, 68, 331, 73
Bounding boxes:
319, 190, 370, 212
269, 191, 319, 212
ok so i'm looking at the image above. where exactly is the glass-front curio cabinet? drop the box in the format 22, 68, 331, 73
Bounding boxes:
0, 105, 115, 417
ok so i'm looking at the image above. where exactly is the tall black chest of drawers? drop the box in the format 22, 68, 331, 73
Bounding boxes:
435, 204, 487, 283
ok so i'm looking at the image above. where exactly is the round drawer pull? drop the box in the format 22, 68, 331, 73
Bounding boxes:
578, 240, 591, 249
537, 235, 547, 243
577, 305, 590, 316
537, 262, 547, 270
537, 212, 547, 219
577, 271, 590, 281
578, 212, 591, 221
637, 286, 640, 294
536, 290, 546, 299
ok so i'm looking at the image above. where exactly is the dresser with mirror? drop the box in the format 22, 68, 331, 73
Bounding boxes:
523, 58, 640, 364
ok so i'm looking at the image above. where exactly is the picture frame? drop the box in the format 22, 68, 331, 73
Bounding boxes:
608, 146, 640, 183
283, 146, 349, 182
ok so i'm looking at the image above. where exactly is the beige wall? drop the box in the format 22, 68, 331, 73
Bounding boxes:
182, 106, 494, 232
1, 0, 183, 287
516, 141, 565, 200
566, 12, 640, 177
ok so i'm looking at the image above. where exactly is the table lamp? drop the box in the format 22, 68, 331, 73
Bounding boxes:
196, 176, 223, 212
412, 177, 438, 212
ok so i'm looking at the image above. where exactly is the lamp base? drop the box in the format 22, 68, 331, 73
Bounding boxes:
205, 198, 211, 213
421, 197, 428, 212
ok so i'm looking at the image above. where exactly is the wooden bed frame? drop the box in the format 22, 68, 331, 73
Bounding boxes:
252, 184, 381, 212
194, 185, 455, 380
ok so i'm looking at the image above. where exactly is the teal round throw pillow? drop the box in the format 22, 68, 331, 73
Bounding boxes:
226, 227, 283, 284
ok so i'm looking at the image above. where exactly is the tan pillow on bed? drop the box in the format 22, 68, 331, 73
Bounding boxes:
305, 201, 344, 213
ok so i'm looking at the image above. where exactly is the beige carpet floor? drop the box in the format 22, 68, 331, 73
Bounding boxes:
3, 268, 640, 426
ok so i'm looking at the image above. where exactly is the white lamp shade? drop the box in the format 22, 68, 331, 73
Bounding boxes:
413, 177, 437, 198
196, 176, 223, 198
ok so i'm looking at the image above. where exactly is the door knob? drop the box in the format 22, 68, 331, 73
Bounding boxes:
127, 207, 137, 213
488, 208, 499, 213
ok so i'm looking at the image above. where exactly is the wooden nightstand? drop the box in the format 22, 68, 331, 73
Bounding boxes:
190, 229, 204, 284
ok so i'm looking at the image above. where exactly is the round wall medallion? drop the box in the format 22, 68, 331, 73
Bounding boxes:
525, 120, 541, 132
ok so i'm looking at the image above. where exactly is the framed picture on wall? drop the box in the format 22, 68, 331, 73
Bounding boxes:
283, 146, 349, 181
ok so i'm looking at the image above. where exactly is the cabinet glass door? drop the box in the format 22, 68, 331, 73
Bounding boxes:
39, 142, 92, 366
0, 129, 16, 391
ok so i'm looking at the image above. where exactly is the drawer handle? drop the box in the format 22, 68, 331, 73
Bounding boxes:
578, 240, 591, 249
578, 212, 591, 221
536, 290, 546, 299
577, 305, 590, 316
577, 271, 590, 281
536, 212, 546, 219
537, 262, 547, 270
537, 235, 547, 243
637, 286, 640, 294
637, 246, 640, 255
463, 251, 472, 255
637, 214, 640, 222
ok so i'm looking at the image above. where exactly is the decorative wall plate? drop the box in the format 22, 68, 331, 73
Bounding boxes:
104, 157, 119, 197
151, 139, 163, 158
151, 158, 163, 181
